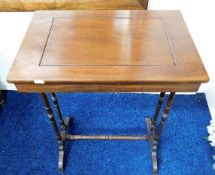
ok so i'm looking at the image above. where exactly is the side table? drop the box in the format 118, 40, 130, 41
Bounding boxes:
7, 10, 209, 174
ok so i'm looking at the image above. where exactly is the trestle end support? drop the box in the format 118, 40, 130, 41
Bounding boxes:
58, 117, 73, 172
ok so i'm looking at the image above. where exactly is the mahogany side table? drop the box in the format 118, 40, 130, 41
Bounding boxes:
7, 10, 209, 174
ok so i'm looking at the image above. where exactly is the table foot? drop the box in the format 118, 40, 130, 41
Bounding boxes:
145, 117, 158, 175
58, 141, 64, 172
58, 117, 73, 172
152, 141, 158, 175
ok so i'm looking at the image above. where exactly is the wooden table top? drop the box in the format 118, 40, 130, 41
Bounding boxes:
7, 10, 209, 92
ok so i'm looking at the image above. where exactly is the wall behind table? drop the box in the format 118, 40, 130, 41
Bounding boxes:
0, 12, 33, 90
0, 1, 214, 105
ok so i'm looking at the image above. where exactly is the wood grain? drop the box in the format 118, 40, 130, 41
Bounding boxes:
7, 10, 209, 92
16, 83, 200, 92
41, 17, 175, 66
0, 0, 148, 11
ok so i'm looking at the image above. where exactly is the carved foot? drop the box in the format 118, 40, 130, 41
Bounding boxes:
58, 117, 73, 172
145, 117, 158, 175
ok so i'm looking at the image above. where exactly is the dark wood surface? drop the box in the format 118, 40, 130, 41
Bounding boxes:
0, 0, 148, 11
41, 17, 174, 66
16, 83, 200, 93
7, 10, 209, 92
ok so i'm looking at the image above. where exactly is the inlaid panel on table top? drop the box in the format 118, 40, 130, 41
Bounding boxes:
7, 10, 209, 92
41, 17, 174, 66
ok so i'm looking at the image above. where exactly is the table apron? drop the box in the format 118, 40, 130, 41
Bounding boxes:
15, 83, 200, 92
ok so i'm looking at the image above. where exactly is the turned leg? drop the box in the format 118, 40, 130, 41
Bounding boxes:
152, 92, 175, 174
51, 93, 66, 130
149, 92, 166, 134
145, 117, 158, 175
40, 93, 62, 141
153, 92, 166, 124
156, 92, 175, 138
148, 92, 166, 175
146, 92, 175, 175
40, 93, 65, 172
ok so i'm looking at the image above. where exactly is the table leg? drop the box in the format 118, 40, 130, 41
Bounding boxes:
40, 93, 72, 172
148, 92, 175, 175
145, 92, 175, 174
50, 92, 73, 171
156, 92, 175, 138
51, 93, 66, 130
153, 92, 166, 124
40, 92, 175, 174
40, 93, 62, 141
58, 117, 72, 172
145, 117, 158, 175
